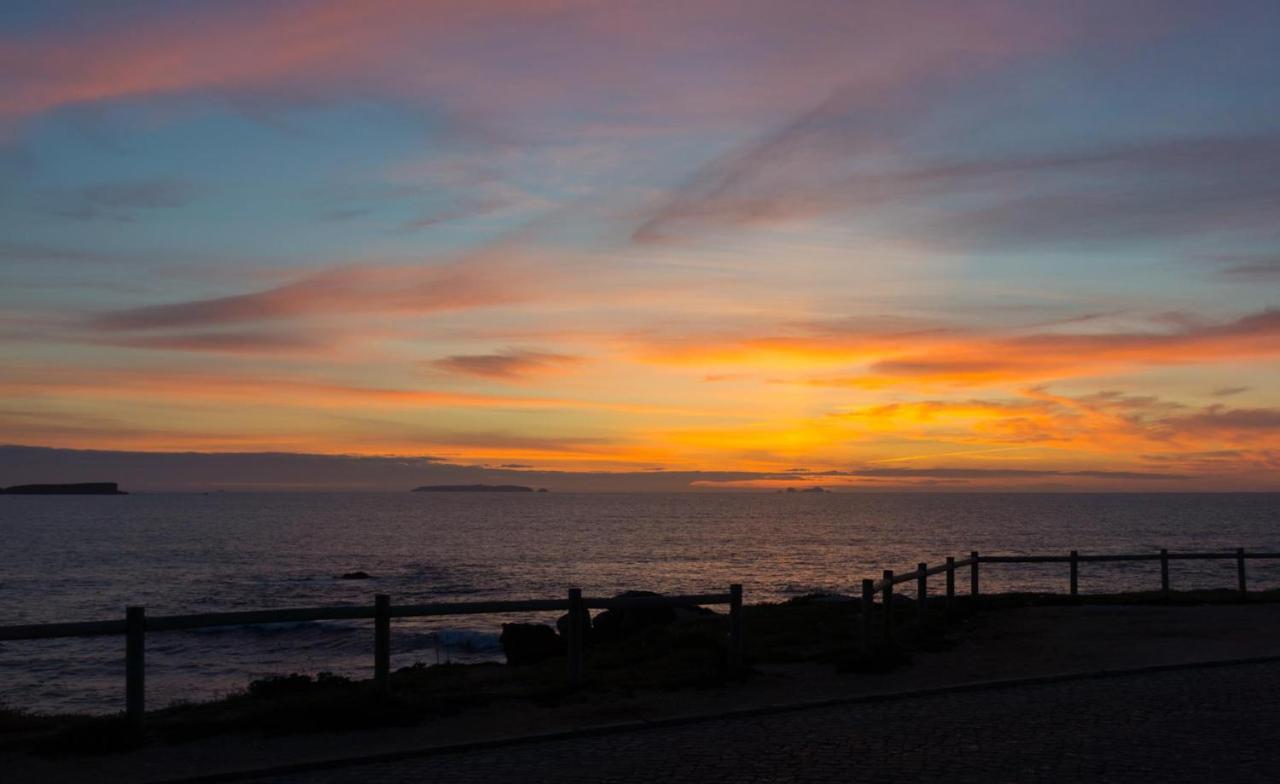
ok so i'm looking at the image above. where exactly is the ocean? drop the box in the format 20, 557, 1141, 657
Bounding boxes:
2, 491, 1277, 715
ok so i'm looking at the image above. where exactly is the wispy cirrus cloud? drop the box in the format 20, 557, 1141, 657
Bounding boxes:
398, 193, 526, 232
0, 0, 1167, 136
429, 348, 584, 380
0, 241, 124, 264
1216, 255, 1280, 280
44, 178, 200, 221
95, 328, 331, 354
90, 258, 534, 331
635, 117, 1280, 248
0, 366, 710, 417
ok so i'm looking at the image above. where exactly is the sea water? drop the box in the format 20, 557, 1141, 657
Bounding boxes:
1, 492, 1277, 714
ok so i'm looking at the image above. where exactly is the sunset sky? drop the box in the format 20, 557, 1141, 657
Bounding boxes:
2, 1, 1279, 491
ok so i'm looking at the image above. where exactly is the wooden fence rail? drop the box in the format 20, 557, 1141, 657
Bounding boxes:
867, 548, 1280, 642
0, 588, 739, 730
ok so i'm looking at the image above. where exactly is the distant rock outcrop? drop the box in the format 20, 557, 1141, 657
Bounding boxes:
0, 482, 126, 495
339, 571, 372, 580
412, 484, 536, 493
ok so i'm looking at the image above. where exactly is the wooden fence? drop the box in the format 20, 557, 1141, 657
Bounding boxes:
864, 547, 1280, 644
3, 546, 1280, 731
0, 587, 742, 730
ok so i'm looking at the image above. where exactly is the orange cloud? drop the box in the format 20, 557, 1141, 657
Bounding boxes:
834, 389, 1280, 459
867, 309, 1280, 384
635, 308, 1280, 388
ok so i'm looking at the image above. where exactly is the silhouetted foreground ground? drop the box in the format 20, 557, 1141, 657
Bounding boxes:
265, 659, 1280, 784
4, 593, 1280, 782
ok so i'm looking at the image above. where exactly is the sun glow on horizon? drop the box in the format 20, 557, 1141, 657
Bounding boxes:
2, 1, 1278, 491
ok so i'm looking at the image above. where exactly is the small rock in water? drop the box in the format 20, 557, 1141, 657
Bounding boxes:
339, 570, 372, 580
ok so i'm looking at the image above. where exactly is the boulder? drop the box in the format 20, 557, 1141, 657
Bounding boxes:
591, 591, 716, 643
499, 623, 563, 665
554, 605, 593, 643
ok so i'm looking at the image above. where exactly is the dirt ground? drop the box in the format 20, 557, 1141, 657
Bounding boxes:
6, 602, 1280, 784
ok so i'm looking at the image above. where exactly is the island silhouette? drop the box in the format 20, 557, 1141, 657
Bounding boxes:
412, 484, 546, 493
0, 482, 126, 495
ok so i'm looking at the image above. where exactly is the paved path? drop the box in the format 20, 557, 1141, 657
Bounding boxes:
260, 661, 1280, 783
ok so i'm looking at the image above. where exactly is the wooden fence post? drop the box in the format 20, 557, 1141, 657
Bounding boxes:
728, 583, 744, 674
944, 557, 955, 616
374, 594, 391, 694
1160, 550, 1170, 601
882, 570, 894, 642
126, 606, 145, 732
916, 563, 928, 624
861, 578, 875, 646
1069, 550, 1079, 601
567, 588, 585, 686
1237, 548, 1247, 601
970, 552, 980, 600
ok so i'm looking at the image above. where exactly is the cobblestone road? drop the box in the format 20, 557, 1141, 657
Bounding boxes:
261, 661, 1280, 783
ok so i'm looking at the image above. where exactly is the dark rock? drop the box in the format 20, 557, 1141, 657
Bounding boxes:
339, 571, 371, 580
555, 605, 593, 643
590, 591, 716, 643
499, 623, 563, 665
